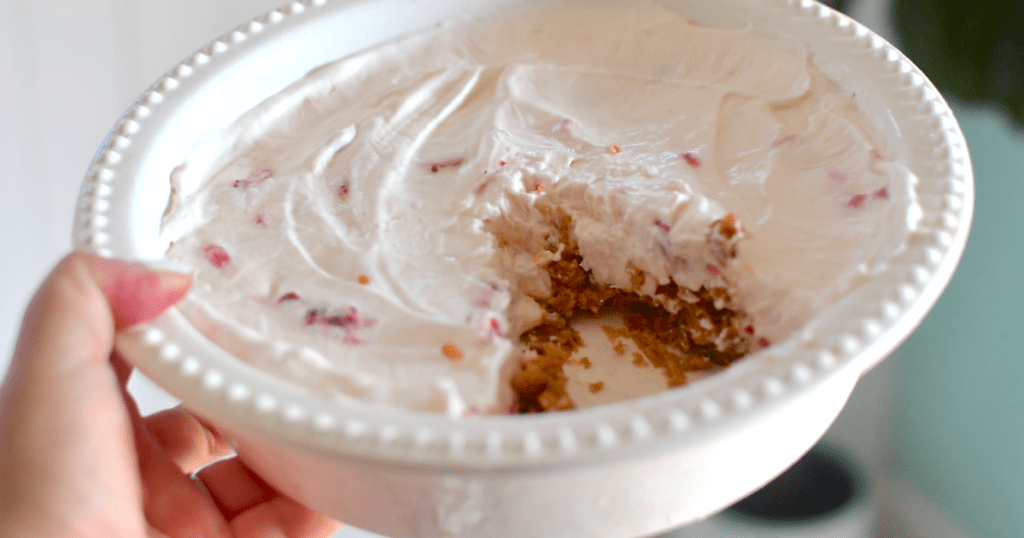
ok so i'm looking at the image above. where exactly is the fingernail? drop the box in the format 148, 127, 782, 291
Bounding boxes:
79, 253, 193, 328
131, 258, 194, 275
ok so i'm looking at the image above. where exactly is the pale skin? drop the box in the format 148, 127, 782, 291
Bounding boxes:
0, 252, 342, 538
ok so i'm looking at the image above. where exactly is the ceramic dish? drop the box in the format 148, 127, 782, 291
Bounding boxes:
73, 0, 972, 536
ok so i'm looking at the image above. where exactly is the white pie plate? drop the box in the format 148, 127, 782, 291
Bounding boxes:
73, 0, 972, 536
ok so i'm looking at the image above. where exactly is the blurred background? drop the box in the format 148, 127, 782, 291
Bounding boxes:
0, 0, 1018, 536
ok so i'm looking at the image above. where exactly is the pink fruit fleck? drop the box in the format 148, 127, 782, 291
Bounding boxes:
428, 157, 464, 173
681, 152, 702, 168
555, 118, 578, 133
744, 325, 755, 335
758, 337, 771, 348
343, 335, 367, 346
337, 183, 350, 197
655, 220, 671, 232
304, 308, 324, 326
500, 160, 507, 167
202, 244, 231, 269
277, 292, 301, 303
326, 307, 359, 328
254, 214, 267, 227
233, 169, 273, 188
873, 187, 889, 199
706, 264, 720, 276
828, 170, 848, 182
846, 194, 867, 209
326, 315, 353, 328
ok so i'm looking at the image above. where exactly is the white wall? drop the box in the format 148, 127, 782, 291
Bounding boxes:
0, 0, 286, 376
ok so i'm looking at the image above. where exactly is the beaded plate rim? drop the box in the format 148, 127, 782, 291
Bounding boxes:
73, 0, 973, 468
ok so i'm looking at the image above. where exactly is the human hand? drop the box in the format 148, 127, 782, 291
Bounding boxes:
0, 252, 342, 538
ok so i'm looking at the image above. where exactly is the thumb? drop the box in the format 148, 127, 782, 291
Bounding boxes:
10, 251, 191, 382
0, 252, 191, 533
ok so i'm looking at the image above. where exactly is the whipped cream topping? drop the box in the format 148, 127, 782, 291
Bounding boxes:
161, 1, 921, 416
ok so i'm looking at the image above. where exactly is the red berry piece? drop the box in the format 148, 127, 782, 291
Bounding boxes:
323, 307, 358, 328
555, 118, 578, 133
828, 170, 848, 182
655, 219, 671, 232
873, 187, 889, 199
277, 292, 301, 303
202, 244, 231, 269
744, 325, 755, 335
846, 194, 867, 209
326, 315, 350, 328
706, 264, 720, 276
681, 152, 702, 168
304, 308, 324, 326
475, 178, 493, 195
232, 169, 274, 188
427, 157, 464, 173
758, 337, 771, 348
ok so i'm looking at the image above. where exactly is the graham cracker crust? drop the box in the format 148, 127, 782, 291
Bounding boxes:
508, 211, 751, 414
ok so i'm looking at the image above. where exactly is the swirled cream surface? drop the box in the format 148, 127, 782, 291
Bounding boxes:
161, 1, 921, 416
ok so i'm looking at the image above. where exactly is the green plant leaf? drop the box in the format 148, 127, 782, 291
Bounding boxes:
894, 0, 1024, 126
